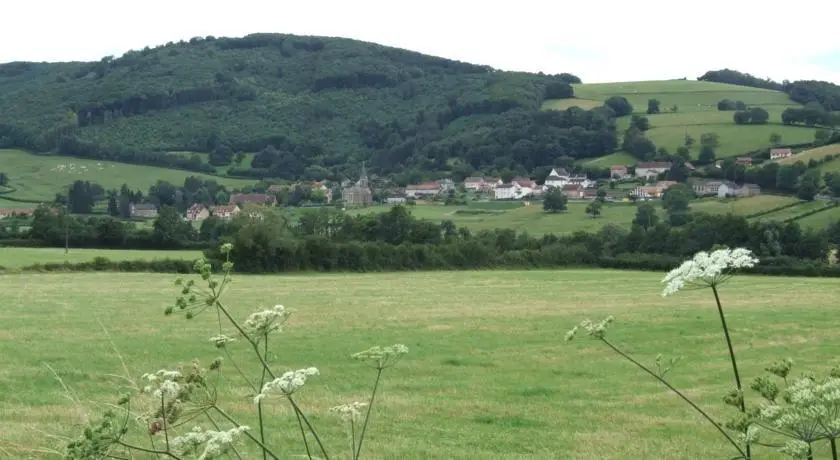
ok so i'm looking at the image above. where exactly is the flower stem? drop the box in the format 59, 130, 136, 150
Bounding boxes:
711, 285, 745, 403
212, 406, 280, 460
258, 336, 269, 460
356, 368, 383, 460
600, 337, 747, 459
287, 396, 330, 460
293, 405, 313, 460
711, 285, 750, 459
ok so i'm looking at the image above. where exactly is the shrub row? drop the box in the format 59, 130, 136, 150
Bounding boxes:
786, 202, 839, 223
18, 257, 195, 274
744, 200, 803, 219
16, 249, 838, 279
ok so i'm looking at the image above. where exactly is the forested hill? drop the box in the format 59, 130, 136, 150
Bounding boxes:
0, 33, 613, 182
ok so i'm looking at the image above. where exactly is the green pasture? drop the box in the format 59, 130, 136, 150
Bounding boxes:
542, 80, 817, 159
778, 143, 840, 165
1, 269, 839, 459
0, 247, 203, 269
0, 149, 257, 202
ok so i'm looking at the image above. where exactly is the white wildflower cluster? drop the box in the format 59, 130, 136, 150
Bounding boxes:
209, 334, 237, 348
330, 402, 368, 422
253, 367, 319, 403
661, 247, 759, 296
141, 369, 182, 399
736, 425, 760, 446
759, 377, 840, 439
171, 425, 249, 460
564, 316, 614, 342
779, 439, 811, 459
351, 344, 409, 369
243, 305, 290, 337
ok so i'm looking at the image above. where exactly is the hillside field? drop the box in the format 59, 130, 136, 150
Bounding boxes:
0, 247, 203, 269
543, 80, 818, 160
777, 143, 840, 165
1, 270, 839, 459
0, 149, 256, 202
347, 195, 806, 235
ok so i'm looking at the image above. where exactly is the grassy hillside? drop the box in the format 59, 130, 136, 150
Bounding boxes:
0, 33, 596, 180
543, 80, 817, 161
0, 149, 256, 202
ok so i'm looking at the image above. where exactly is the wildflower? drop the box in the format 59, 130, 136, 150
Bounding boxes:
253, 367, 319, 403
352, 344, 409, 369
243, 305, 289, 338
661, 247, 759, 297
171, 425, 249, 460
330, 402, 368, 422
141, 369, 182, 399
209, 334, 237, 348
565, 316, 614, 342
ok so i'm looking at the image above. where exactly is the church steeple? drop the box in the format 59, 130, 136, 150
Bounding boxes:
358, 161, 369, 188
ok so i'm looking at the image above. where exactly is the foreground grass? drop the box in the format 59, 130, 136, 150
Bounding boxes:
0, 247, 203, 269
0, 270, 838, 459
0, 149, 256, 202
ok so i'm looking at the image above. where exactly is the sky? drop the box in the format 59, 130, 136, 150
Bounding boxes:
2, 0, 839, 84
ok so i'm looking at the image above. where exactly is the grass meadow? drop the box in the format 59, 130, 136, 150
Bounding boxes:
0, 247, 202, 269
346, 195, 811, 235
542, 80, 817, 159
1, 269, 839, 459
0, 149, 256, 202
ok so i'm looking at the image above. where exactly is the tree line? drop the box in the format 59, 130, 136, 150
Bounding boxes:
4, 204, 839, 278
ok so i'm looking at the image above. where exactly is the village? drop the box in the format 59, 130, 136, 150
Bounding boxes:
0, 152, 779, 223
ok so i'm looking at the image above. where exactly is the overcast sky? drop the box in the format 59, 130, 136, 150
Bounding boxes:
2, 0, 839, 84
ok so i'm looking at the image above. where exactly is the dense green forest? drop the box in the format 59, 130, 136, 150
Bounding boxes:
0, 33, 609, 181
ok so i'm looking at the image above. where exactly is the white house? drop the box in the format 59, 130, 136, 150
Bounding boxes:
405, 182, 441, 198
494, 183, 521, 200
770, 148, 793, 160
464, 177, 485, 191
610, 165, 630, 180
544, 168, 570, 188
635, 162, 672, 179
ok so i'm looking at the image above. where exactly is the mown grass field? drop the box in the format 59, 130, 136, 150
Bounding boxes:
348, 195, 804, 235
0, 247, 203, 269
795, 204, 840, 229
1, 269, 839, 459
542, 80, 817, 160
0, 149, 257, 202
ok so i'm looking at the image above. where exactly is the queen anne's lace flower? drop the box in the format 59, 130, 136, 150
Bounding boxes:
243, 305, 289, 337
253, 367, 319, 403
330, 402, 368, 422
209, 334, 237, 348
141, 369, 182, 399
171, 425, 249, 459
351, 344, 409, 369
661, 247, 759, 296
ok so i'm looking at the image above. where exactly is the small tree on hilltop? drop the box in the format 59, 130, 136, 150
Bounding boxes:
543, 187, 568, 213
647, 99, 661, 115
